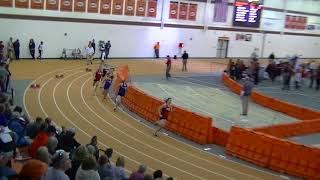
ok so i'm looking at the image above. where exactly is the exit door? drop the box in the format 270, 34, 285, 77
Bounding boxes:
216, 38, 229, 58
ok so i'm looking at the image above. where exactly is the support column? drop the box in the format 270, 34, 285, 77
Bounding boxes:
281, 0, 288, 35
160, 0, 167, 29
203, 0, 211, 31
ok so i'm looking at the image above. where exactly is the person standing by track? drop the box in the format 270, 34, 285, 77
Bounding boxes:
165, 55, 172, 80
114, 80, 128, 111
181, 51, 189, 72
154, 98, 172, 137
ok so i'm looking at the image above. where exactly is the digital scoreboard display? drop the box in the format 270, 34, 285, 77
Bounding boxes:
232, 0, 263, 28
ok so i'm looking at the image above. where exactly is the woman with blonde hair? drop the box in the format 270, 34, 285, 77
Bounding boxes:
75, 155, 100, 180
114, 156, 127, 180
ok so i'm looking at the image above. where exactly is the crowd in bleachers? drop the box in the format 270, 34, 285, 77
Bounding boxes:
226, 54, 320, 90
0, 91, 173, 179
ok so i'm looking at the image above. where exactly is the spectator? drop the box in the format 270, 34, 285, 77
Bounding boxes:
316, 65, 320, 91
309, 61, 318, 88
98, 155, 115, 180
8, 111, 29, 146
0, 62, 9, 93
153, 170, 163, 180
282, 63, 293, 90
0, 104, 8, 126
100, 41, 106, 60
294, 67, 302, 90
13, 39, 20, 60
29, 39, 36, 59
250, 48, 259, 61
0, 41, 4, 62
58, 127, 80, 153
45, 117, 53, 126
0, 153, 17, 179
36, 146, 51, 165
105, 40, 111, 59
19, 159, 48, 180
181, 51, 189, 72
4, 64, 11, 93
87, 136, 99, 160
241, 76, 254, 116
43, 149, 71, 180
47, 136, 58, 156
6, 38, 14, 60
66, 145, 89, 180
26, 117, 43, 139
75, 155, 100, 180
30, 124, 56, 158
268, 52, 275, 61
154, 42, 160, 58
0, 125, 16, 153
266, 61, 277, 82
114, 156, 127, 180
165, 55, 172, 80
129, 164, 147, 180
91, 39, 96, 55
229, 61, 236, 80
85, 43, 94, 65
12, 106, 28, 126
37, 41, 44, 60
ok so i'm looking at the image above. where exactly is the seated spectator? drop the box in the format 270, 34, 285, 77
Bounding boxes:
8, 111, 29, 147
114, 156, 127, 180
0, 104, 8, 126
0, 125, 17, 153
75, 155, 100, 180
12, 106, 28, 126
58, 128, 80, 153
0, 152, 17, 179
19, 159, 48, 180
45, 117, 53, 126
26, 117, 43, 139
47, 136, 58, 156
86, 136, 99, 160
129, 164, 147, 180
36, 146, 51, 165
30, 124, 56, 158
43, 149, 71, 180
66, 145, 89, 180
153, 170, 163, 180
98, 155, 114, 180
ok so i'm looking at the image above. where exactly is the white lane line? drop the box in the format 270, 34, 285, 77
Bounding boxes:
79, 77, 232, 180
73, 77, 204, 180
158, 84, 234, 124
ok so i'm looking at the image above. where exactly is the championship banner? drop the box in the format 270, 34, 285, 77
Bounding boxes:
169, 1, 178, 19
0, 0, 13, 7
147, 0, 157, 17
87, 0, 98, 13
178, 2, 188, 20
100, 0, 111, 14
124, 0, 135, 16
46, 0, 59, 10
188, 3, 197, 21
15, 0, 29, 8
31, 0, 44, 9
60, 0, 73, 11
112, 0, 124, 15
285, 15, 307, 30
74, 0, 86, 12
136, 0, 146, 17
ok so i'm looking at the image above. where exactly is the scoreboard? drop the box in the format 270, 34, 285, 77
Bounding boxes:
232, 0, 263, 28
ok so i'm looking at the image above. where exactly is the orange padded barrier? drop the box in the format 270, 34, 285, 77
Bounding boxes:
113, 66, 213, 144
226, 127, 320, 179
209, 127, 229, 147
221, 73, 320, 120
254, 119, 320, 138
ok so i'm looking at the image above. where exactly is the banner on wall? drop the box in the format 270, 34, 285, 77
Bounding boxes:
87, 0, 98, 13
169, 1, 178, 19
179, 2, 188, 20
285, 15, 307, 30
147, 0, 157, 17
46, 0, 59, 10
100, 0, 111, 14
136, 0, 146, 17
15, 0, 29, 8
188, 3, 197, 21
124, 0, 135, 16
60, 0, 73, 11
31, 0, 44, 9
112, 0, 124, 15
0, 0, 13, 7
214, 0, 228, 22
74, 0, 86, 12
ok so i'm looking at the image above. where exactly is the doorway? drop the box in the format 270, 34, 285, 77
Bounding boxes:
216, 38, 229, 58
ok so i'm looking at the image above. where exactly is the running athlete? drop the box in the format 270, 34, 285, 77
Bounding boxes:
114, 80, 128, 111
103, 75, 114, 99
93, 68, 103, 95
154, 98, 172, 137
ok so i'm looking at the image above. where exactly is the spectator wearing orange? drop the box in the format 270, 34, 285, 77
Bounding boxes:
154, 42, 160, 58
30, 124, 56, 158
19, 159, 48, 180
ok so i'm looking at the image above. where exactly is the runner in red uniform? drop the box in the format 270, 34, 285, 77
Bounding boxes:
154, 98, 172, 137
93, 68, 103, 95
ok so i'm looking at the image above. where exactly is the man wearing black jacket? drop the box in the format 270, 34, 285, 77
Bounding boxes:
182, 51, 189, 72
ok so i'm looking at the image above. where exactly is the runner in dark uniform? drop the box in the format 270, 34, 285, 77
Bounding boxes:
154, 98, 172, 136
114, 81, 128, 111
103, 75, 113, 99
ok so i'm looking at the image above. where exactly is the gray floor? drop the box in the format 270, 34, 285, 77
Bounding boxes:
287, 133, 320, 148
132, 74, 298, 131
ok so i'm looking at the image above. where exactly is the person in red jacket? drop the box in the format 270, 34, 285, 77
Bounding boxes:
30, 124, 56, 158
165, 55, 172, 80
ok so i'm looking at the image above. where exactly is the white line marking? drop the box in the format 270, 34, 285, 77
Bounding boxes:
79, 77, 233, 179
